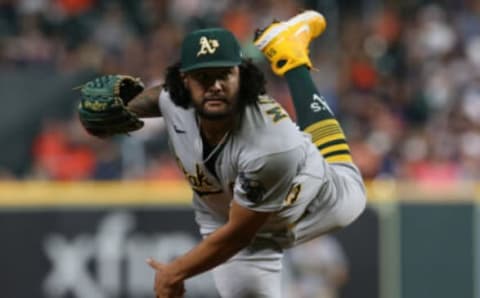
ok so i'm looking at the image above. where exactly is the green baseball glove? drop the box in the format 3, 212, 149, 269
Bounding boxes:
78, 75, 145, 138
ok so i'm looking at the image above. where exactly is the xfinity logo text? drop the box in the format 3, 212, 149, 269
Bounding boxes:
42, 212, 216, 298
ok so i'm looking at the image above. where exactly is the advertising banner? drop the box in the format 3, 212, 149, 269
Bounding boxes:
0, 208, 219, 298
0, 182, 380, 298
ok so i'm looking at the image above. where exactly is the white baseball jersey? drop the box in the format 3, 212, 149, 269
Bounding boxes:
158, 89, 363, 248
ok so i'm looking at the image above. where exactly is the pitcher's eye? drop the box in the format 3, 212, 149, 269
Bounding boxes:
191, 72, 203, 79
191, 73, 209, 84
217, 72, 228, 80
217, 69, 232, 80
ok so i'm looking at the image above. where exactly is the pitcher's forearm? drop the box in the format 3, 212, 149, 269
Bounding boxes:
166, 224, 252, 282
127, 85, 162, 117
166, 202, 272, 282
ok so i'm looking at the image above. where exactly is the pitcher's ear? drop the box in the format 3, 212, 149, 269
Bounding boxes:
181, 73, 188, 86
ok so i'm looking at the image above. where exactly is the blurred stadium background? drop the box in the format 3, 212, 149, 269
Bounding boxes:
0, 0, 479, 297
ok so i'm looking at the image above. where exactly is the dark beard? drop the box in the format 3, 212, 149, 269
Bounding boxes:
194, 97, 238, 120
196, 108, 232, 120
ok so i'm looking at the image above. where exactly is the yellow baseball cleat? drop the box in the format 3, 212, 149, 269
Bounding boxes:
254, 10, 327, 76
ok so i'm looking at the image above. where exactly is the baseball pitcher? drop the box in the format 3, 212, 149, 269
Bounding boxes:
78, 10, 366, 298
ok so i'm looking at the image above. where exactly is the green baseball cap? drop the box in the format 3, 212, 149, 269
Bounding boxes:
180, 28, 243, 72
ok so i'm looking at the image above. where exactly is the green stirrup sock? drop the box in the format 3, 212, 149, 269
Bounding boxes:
284, 66, 352, 163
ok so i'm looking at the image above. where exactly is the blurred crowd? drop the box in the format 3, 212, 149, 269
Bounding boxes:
1, 0, 480, 184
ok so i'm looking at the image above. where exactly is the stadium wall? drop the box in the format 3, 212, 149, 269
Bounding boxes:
0, 181, 477, 298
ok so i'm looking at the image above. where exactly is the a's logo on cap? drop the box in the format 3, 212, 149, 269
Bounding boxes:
196, 36, 220, 56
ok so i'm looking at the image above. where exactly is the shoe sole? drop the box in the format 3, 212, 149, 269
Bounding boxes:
255, 10, 323, 50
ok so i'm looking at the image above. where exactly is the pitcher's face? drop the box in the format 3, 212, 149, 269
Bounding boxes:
184, 66, 240, 120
